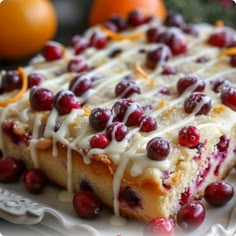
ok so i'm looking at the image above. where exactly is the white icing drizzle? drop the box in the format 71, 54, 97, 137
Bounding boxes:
0, 19, 236, 231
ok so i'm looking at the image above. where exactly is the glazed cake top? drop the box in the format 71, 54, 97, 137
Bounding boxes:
0, 13, 236, 216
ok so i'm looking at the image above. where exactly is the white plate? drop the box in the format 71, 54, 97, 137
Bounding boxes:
0, 171, 236, 236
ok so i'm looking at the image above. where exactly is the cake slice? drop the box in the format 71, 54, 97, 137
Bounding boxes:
0, 11, 236, 224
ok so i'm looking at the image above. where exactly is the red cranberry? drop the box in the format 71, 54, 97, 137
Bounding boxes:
71, 35, 90, 55
139, 115, 157, 132
216, 135, 230, 152
146, 46, 172, 70
184, 93, 212, 116
146, 26, 165, 43
90, 31, 108, 49
204, 182, 234, 207
161, 65, 177, 75
0, 157, 25, 182
73, 191, 102, 219
221, 87, 236, 111
177, 75, 205, 95
182, 24, 199, 37
69, 75, 92, 96
208, 29, 234, 48
68, 58, 88, 73
106, 122, 128, 142
165, 29, 188, 55
89, 107, 112, 131
42, 41, 64, 61
30, 87, 54, 111
27, 73, 45, 88
144, 217, 175, 236
103, 21, 118, 32
211, 78, 231, 93
230, 55, 236, 67
119, 186, 141, 208
146, 137, 170, 161
112, 99, 144, 126
90, 134, 110, 149
178, 126, 200, 148
165, 12, 185, 28
2, 71, 22, 92
23, 168, 47, 194
177, 201, 205, 231
109, 15, 127, 31
115, 80, 141, 98
127, 10, 146, 27
54, 90, 80, 115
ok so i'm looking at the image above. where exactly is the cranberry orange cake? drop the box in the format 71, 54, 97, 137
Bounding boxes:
0, 11, 236, 224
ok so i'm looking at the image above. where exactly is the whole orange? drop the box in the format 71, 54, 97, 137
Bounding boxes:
89, 0, 167, 25
0, 0, 57, 60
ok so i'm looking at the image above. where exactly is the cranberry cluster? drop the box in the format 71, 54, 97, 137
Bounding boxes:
88, 98, 157, 149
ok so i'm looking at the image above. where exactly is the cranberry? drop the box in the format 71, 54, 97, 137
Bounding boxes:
42, 41, 64, 61
68, 58, 88, 73
177, 75, 205, 95
182, 24, 199, 37
109, 15, 127, 31
69, 75, 92, 96
112, 99, 144, 126
230, 55, 236, 67
89, 107, 112, 131
90, 134, 110, 149
146, 26, 165, 43
0, 157, 25, 182
80, 180, 93, 192
165, 30, 188, 55
71, 35, 90, 55
90, 31, 108, 49
177, 201, 205, 231
216, 135, 230, 152
165, 12, 185, 28
211, 78, 231, 93
23, 168, 47, 194
178, 126, 200, 148
204, 182, 234, 207
115, 79, 141, 98
146, 137, 170, 161
146, 46, 172, 70
144, 217, 175, 236
161, 65, 177, 75
139, 115, 157, 132
119, 186, 141, 208
2, 71, 22, 92
27, 73, 45, 88
73, 191, 102, 219
195, 56, 209, 63
54, 90, 80, 115
30, 87, 54, 111
127, 10, 146, 27
208, 29, 234, 47
106, 122, 128, 142
221, 87, 236, 111
184, 93, 212, 116
103, 21, 118, 32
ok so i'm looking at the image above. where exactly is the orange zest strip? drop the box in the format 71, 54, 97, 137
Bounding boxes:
83, 107, 91, 116
135, 61, 149, 80
215, 20, 224, 28
219, 47, 236, 56
0, 67, 28, 107
99, 25, 144, 41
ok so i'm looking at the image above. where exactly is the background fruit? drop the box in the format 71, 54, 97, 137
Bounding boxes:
89, 0, 167, 25
0, 0, 57, 60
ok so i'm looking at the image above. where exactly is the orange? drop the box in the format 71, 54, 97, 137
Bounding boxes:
89, 0, 167, 25
0, 0, 57, 60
